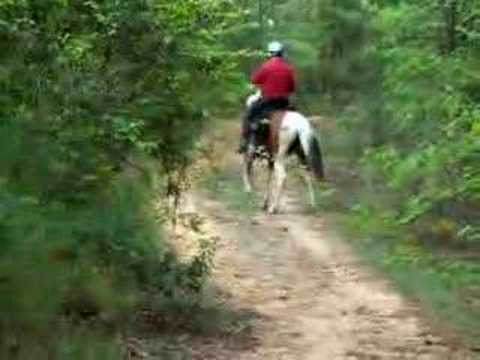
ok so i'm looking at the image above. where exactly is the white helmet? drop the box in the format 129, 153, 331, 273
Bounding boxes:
267, 41, 284, 56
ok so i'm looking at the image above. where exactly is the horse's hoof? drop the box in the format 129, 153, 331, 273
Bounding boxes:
267, 207, 279, 215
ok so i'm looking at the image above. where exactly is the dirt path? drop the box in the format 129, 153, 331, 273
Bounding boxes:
143, 122, 474, 360
177, 186, 471, 360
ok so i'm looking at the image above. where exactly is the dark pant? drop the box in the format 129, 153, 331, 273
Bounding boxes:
242, 97, 290, 137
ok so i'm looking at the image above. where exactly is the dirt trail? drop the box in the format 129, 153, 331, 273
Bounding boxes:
181, 187, 471, 360
151, 122, 474, 360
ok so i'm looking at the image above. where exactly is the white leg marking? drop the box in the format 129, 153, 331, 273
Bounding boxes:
263, 162, 274, 210
243, 153, 254, 193
303, 170, 316, 208
268, 128, 296, 214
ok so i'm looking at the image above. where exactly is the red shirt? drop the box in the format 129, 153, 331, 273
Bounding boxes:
251, 57, 296, 99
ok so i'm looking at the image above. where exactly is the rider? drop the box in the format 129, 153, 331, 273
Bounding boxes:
239, 41, 297, 153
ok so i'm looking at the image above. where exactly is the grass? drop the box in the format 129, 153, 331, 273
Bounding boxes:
199, 167, 259, 216
353, 230, 480, 350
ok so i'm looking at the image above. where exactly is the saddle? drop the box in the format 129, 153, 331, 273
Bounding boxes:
249, 111, 282, 156
250, 109, 306, 164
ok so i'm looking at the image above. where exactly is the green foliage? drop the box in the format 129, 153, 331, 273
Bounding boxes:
0, 0, 246, 357
263, 0, 479, 246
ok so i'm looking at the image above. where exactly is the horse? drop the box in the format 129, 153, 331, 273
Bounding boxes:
242, 91, 325, 214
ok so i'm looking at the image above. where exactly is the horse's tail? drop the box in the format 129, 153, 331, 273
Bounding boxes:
303, 133, 325, 180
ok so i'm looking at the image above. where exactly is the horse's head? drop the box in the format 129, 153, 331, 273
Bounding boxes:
246, 90, 261, 109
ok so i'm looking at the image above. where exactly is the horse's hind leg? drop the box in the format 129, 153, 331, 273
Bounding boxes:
302, 169, 316, 208
268, 156, 287, 214
263, 159, 274, 210
298, 133, 316, 208
242, 147, 255, 193
268, 129, 295, 214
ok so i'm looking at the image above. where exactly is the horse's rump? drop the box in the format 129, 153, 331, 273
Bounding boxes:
267, 111, 306, 163
253, 110, 310, 166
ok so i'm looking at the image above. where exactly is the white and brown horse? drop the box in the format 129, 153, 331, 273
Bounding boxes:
242, 92, 325, 214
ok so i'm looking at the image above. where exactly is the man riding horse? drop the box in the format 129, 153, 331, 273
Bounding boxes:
238, 41, 297, 154
239, 41, 324, 213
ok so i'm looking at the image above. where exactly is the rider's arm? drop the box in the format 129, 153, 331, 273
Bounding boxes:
289, 67, 297, 93
251, 64, 268, 86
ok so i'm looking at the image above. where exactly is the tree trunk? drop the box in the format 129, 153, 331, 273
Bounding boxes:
441, 0, 458, 53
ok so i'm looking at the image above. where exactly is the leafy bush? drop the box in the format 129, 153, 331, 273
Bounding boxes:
0, 0, 246, 358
